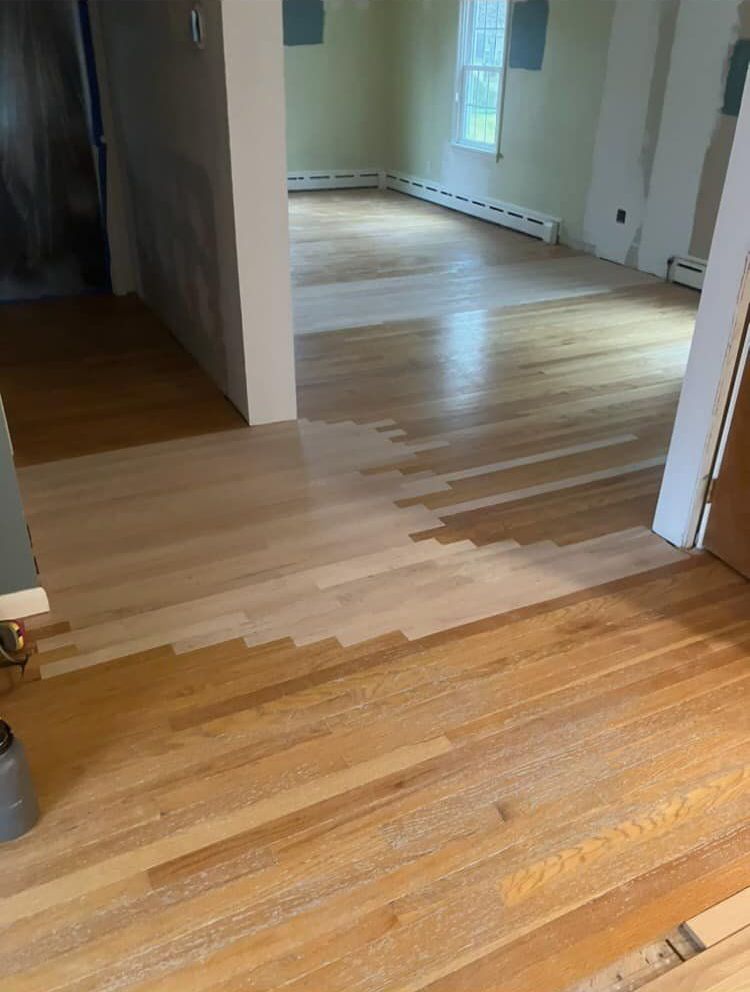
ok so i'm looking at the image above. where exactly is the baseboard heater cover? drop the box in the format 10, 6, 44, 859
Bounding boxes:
287, 169, 382, 191
667, 255, 707, 291
384, 170, 560, 245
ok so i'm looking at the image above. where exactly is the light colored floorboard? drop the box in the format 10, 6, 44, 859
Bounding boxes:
686, 887, 750, 949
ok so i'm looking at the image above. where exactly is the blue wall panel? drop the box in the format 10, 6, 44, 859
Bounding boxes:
723, 39, 750, 117
509, 0, 549, 71
283, 0, 325, 46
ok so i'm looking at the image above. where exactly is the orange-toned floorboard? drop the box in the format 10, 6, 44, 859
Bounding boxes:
2, 556, 750, 991
0, 293, 245, 466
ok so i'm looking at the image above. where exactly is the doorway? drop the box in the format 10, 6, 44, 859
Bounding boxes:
283, 0, 750, 566
702, 299, 750, 578
0, 0, 109, 302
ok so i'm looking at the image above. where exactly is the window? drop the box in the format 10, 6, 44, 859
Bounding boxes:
454, 0, 510, 152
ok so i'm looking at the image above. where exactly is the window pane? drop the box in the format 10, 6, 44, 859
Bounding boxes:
469, 0, 506, 67
476, 69, 488, 107
472, 28, 485, 64
465, 67, 477, 106
487, 70, 499, 108
465, 107, 495, 145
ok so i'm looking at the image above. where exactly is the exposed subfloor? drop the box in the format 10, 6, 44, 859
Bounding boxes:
2, 191, 748, 991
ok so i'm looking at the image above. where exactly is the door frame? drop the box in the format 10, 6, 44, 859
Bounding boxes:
76, 0, 111, 289
695, 282, 750, 547
653, 73, 750, 549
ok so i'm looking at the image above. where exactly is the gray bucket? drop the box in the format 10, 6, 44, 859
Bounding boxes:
0, 720, 39, 842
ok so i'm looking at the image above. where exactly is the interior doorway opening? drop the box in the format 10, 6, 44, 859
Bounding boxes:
281, 0, 749, 563
0, 0, 109, 302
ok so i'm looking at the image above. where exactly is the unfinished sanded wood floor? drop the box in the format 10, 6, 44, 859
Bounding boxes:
3, 191, 748, 991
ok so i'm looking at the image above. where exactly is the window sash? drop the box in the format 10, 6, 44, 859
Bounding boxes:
458, 65, 501, 148
454, 0, 509, 152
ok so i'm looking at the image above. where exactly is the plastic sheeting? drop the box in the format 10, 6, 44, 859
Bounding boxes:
0, 0, 107, 299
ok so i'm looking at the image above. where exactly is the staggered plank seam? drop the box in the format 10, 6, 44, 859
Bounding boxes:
23, 415, 685, 679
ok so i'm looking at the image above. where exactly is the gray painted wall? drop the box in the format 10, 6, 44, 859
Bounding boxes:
584, 0, 749, 275
0, 402, 37, 598
93, 0, 297, 426
94, 0, 251, 419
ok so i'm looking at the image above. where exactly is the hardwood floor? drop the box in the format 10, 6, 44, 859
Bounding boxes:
565, 926, 701, 990
19, 416, 682, 678
686, 885, 750, 949
297, 283, 692, 549
3, 556, 750, 991
290, 190, 656, 334
2, 191, 747, 991
0, 293, 245, 467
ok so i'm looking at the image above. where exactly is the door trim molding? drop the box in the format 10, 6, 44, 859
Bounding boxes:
655, 256, 750, 547
654, 79, 750, 548
695, 300, 750, 547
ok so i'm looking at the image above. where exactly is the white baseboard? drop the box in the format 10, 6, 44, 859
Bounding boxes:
667, 255, 706, 291
384, 170, 560, 244
0, 585, 50, 621
287, 168, 383, 191
287, 166, 560, 245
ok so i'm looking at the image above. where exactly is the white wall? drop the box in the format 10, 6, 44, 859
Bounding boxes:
584, 0, 744, 277
222, 0, 297, 425
583, 1, 665, 263
639, 0, 740, 276
94, 0, 295, 424
654, 62, 750, 547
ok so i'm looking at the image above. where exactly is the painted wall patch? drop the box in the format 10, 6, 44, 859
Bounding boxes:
722, 38, 750, 116
283, 0, 325, 47
509, 0, 549, 71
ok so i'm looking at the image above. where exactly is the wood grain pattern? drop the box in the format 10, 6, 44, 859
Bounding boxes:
2, 557, 750, 991
2, 191, 742, 991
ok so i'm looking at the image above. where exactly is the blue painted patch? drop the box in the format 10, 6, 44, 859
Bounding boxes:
283, 0, 325, 46
722, 38, 750, 117
509, 0, 548, 71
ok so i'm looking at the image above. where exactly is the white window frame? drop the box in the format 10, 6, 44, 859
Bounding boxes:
452, 0, 512, 156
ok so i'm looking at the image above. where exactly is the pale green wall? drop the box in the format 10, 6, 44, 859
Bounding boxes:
284, 1, 389, 171
284, 0, 615, 246
385, 0, 616, 246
